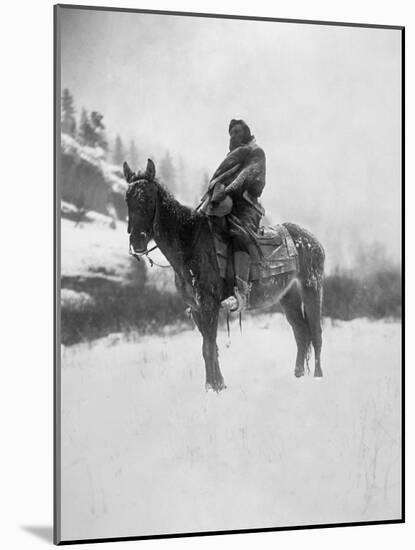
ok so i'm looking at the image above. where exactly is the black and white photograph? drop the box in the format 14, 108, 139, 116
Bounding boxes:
54, 5, 403, 544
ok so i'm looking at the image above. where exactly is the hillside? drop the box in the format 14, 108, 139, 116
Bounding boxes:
60, 205, 182, 344
60, 133, 127, 220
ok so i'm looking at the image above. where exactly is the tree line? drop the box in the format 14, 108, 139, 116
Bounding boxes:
61, 88, 181, 195
61, 88, 108, 151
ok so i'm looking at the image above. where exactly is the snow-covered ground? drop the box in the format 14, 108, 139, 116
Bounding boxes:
61, 205, 176, 295
61, 210, 131, 282
59, 314, 401, 541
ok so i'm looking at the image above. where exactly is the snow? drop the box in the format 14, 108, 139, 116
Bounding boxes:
61, 288, 95, 311
59, 314, 401, 541
61, 205, 175, 291
61, 215, 130, 281
61, 134, 127, 195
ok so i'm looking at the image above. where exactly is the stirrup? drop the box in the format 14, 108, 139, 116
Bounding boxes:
220, 283, 249, 314
234, 285, 248, 314
220, 295, 239, 312
234, 277, 250, 314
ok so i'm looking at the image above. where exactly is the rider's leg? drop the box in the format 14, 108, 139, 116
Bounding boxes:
221, 239, 251, 313
220, 206, 260, 312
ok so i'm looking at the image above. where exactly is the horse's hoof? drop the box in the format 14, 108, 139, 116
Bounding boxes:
314, 370, 323, 378
294, 370, 304, 378
205, 381, 227, 393
215, 381, 227, 392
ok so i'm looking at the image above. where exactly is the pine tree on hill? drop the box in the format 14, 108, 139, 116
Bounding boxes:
78, 108, 94, 146
90, 111, 108, 152
78, 109, 108, 153
61, 88, 77, 136
112, 135, 124, 166
159, 151, 176, 193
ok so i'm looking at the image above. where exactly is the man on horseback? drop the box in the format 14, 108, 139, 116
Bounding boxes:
202, 119, 266, 312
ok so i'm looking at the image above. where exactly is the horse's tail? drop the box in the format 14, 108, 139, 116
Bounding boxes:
284, 222, 324, 374
282, 222, 325, 293
303, 307, 313, 375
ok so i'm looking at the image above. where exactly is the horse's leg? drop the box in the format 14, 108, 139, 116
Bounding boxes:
213, 342, 226, 391
281, 285, 311, 377
192, 306, 225, 392
302, 286, 323, 377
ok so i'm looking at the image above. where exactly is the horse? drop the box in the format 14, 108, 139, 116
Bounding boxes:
124, 159, 325, 392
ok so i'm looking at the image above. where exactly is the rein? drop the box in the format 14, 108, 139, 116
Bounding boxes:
129, 241, 172, 269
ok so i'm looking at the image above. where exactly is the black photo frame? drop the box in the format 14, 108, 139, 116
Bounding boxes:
54, 4, 404, 545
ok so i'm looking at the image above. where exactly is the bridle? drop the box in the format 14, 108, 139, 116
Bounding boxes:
127, 180, 171, 269
129, 241, 168, 268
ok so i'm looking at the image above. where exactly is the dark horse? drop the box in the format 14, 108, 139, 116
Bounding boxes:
124, 159, 325, 392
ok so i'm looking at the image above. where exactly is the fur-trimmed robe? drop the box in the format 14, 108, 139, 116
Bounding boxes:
208, 138, 267, 251
210, 138, 266, 200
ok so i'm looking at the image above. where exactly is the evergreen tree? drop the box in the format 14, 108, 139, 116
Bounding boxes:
112, 135, 124, 166
159, 151, 176, 193
90, 111, 108, 151
78, 108, 93, 146
61, 88, 76, 136
78, 109, 108, 152
128, 140, 139, 169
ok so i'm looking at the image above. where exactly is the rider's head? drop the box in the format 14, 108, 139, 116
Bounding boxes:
228, 119, 253, 151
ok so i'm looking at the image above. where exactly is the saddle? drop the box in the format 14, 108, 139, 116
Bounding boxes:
213, 224, 299, 282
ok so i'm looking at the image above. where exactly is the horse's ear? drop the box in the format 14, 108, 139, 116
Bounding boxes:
145, 158, 156, 182
123, 161, 134, 182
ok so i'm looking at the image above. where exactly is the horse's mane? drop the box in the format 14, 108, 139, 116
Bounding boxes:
126, 173, 206, 232
155, 179, 204, 227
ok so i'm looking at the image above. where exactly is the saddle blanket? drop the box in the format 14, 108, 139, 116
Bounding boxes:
214, 224, 299, 281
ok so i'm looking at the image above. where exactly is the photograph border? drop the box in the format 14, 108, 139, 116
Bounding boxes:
53, 4, 405, 545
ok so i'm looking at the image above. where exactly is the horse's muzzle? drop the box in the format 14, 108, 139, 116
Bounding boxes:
129, 231, 149, 256
129, 242, 147, 259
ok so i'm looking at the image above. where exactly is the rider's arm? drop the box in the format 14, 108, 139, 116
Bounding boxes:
210, 145, 252, 181
225, 148, 266, 197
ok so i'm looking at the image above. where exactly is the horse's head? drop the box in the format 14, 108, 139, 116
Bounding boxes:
124, 158, 157, 255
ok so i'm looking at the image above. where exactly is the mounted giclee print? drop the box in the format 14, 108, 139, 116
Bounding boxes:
54, 4, 404, 545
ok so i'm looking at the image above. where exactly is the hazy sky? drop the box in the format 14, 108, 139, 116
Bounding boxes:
59, 8, 402, 266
